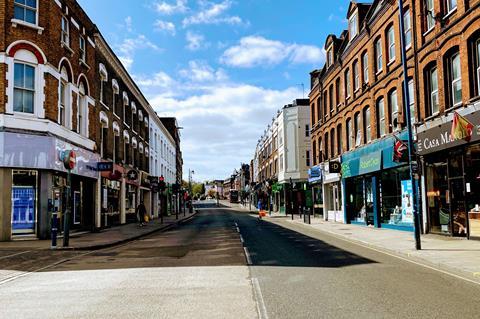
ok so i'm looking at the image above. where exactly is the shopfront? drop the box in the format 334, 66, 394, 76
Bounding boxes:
341, 131, 414, 231
100, 165, 123, 227
0, 132, 100, 241
418, 106, 480, 238
140, 171, 152, 217
125, 169, 139, 223
308, 165, 323, 217
322, 159, 343, 223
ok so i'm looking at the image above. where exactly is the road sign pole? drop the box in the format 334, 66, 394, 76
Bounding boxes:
63, 169, 71, 247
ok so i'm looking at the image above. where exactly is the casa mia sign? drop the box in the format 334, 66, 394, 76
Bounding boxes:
417, 111, 480, 155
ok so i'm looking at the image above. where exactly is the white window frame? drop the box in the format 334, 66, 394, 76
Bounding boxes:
362, 52, 369, 83
477, 39, 480, 95
13, 62, 36, 114
345, 68, 351, 99
364, 107, 371, 143
450, 53, 462, 107
353, 61, 360, 91
425, 0, 435, 32
378, 98, 386, 137
79, 36, 86, 62
404, 9, 412, 49
349, 11, 358, 40
429, 67, 439, 115
446, 0, 457, 15
375, 39, 383, 73
354, 113, 361, 147
59, 80, 66, 126
387, 26, 396, 62
389, 90, 399, 132
13, 0, 38, 25
61, 16, 70, 47
408, 79, 415, 125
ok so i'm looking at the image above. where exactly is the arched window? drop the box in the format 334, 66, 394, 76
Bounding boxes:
362, 51, 369, 84
388, 89, 399, 132
123, 130, 130, 164
353, 60, 360, 91
444, 47, 462, 108
58, 67, 69, 126
346, 118, 352, 150
99, 63, 108, 104
387, 25, 395, 62
354, 112, 361, 147
112, 79, 119, 115
375, 37, 383, 73
99, 111, 109, 159
377, 97, 386, 137
468, 33, 480, 98
12, 49, 40, 115
113, 121, 120, 164
363, 107, 371, 143
77, 79, 89, 136
336, 124, 343, 154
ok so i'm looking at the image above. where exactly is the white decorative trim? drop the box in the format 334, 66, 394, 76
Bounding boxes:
112, 78, 119, 94
45, 64, 61, 80
77, 73, 91, 95
58, 57, 73, 80
54, 0, 62, 8
71, 17, 80, 30
131, 102, 137, 114
123, 91, 129, 105
123, 130, 130, 141
99, 63, 108, 80
0, 114, 96, 150
99, 111, 109, 127
132, 137, 138, 148
0, 53, 6, 64
144, 117, 149, 127
87, 37, 95, 48
138, 109, 143, 121
113, 121, 120, 135
11, 19, 44, 35
139, 142, 144, 154
6, 40, 48, 64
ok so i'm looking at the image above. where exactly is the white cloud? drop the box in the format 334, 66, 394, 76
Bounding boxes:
220, 36, 325, 68
182, 0, 246, 27
154, 20, 176, 35
179, 60, 228, 82
154, 0, 189, 15
136, 67, 301, 181
185, 31, 208, 50
125, 16, 133, 32
116, 35, 162, 70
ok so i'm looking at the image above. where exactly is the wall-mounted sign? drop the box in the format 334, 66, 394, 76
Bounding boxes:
97, 162, 114, 172
329, 161, 341, 174
61, 150, 76, 170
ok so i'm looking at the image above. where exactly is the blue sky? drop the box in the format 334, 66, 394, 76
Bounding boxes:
78, 0, 350, 181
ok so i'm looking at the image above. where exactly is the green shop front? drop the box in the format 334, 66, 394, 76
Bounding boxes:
341, 132, 414, 231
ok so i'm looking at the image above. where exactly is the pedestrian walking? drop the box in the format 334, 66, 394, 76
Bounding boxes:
137, 201, 147, 227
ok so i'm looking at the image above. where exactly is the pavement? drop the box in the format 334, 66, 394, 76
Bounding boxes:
0, 210, 197, 252
228, 201, 480, 285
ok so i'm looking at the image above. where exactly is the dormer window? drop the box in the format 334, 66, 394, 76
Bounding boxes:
327, 46, 334, 67
349, 11, 358, 40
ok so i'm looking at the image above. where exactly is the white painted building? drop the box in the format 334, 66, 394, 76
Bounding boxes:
149, 115, 176, 185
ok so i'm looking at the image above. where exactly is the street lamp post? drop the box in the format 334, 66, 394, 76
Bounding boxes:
398, 0, 421, 250
189, 169, 194, 214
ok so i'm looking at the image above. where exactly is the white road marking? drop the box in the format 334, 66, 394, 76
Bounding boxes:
243, 247, 252, 265
0, 250, 32, 260
240, 235, 244, 243
236, 227, 240, 233
234, 222, 238, 227
252, 277, 269, 319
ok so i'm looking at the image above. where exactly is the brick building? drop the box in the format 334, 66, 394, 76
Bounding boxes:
0, 0, 181, 241
310, 0, 480, 239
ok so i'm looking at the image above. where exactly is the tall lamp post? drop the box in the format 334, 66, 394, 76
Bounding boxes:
189, 169, 194, 213
398, 0, 421, 250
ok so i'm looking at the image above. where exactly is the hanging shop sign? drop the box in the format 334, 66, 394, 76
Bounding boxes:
61, 150, 76, 170
417, 108, 480, 155
127, 170, 138, 181
308, 165, 322, 183
329, 161, 342, 174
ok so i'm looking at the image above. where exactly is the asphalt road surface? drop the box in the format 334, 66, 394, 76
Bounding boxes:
1, 201, 480, 318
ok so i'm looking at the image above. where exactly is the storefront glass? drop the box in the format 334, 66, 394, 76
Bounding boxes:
12, 170, 37, 235
426, 160, 450, 234
466, 144, 480, 237
379, 166, 412, 228
346, 177, 365, 224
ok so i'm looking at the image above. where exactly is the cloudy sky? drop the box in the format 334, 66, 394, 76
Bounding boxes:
78, 0, 349, 182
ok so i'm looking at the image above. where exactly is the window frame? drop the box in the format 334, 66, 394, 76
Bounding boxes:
354, 112, 361, 147
14, 0, 38, 25
375, 38, 383, 73
345, 68, 351, 99
79, 36, 86, 62
377, 97, 386, 137
362, 52, 369, 83
58, 80, 67, 126
446, 0, 457, 15
349, 11, 359, 40
13, 62, 36, 114
403, 9, 412, 49
389, 89, 399, 132
449, 52, 462, 107
363, 107, 371, 143
61, 15, 70, 47
387, 25, 396, 62
425, 0, 435, 32
353, 60, 360, 91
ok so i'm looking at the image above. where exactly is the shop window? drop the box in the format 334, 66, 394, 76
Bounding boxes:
354, 112, 361, 147
305, 124, 310, 137
12, 170, 38, 235
403, 9, 412, 49
387, 25, 395, 62
61, 16, 69, 46
14, 0, 37, 25
426, 161, 449, 234
444, 50, 462, 108
375, 38, 383, 73
424, 0, 435, 32
379, 166, 411, 227
345, 68, 351, 99
13, 63, 35, 114
363, 107, 371, 143
388, 89, 399, 132
377, 97, 386, 137
362, 51, 369, 84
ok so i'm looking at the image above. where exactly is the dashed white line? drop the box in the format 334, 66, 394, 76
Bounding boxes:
234, 222, 238, 227
243, 247, 252, 265
252, 277, 269, 319
240, 234, 244, 243
236, 227, 240, 233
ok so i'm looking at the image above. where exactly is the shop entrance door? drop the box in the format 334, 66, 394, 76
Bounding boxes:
450, 177, 468, 237
12, 171, 38, 236
365, 177, 375, 225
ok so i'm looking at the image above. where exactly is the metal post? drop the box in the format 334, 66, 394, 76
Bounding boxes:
398, 0, 421, 250
63, 170, 71, 247
51, 212, 58, 249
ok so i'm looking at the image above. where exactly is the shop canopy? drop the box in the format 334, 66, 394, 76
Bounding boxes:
341, 130, 408, 178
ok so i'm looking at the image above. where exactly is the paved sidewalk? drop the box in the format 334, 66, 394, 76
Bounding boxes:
223, 201, 480, 284
0, 211, 197, 252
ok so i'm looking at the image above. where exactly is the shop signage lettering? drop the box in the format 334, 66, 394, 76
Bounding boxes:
329, 161, 341, 174
358, 151, 382, 175
97, 162, 114, 172
127, 170, 138, 181
417, 110, 480, 155
341, 162, 352, 178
